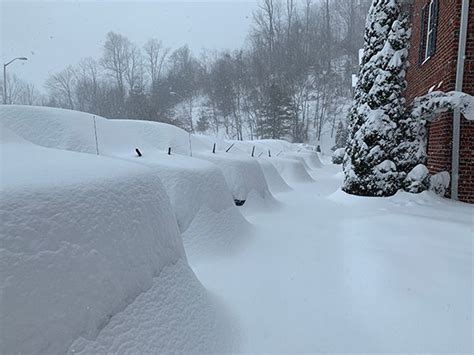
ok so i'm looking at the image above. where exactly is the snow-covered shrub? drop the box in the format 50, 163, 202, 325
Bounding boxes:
403, 164, 430, 193
343, 0, 410, 197
332, 148, 345, 164
430, 171, 451, 196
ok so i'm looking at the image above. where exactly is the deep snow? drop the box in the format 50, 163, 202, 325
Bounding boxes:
0, 129, 185, 354
192, 166, 473, 353
1, 105, 472, 353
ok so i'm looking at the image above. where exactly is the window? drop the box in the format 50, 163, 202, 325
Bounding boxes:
419, 0, 439, 65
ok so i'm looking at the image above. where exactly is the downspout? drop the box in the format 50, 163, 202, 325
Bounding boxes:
451, 0, 469, 200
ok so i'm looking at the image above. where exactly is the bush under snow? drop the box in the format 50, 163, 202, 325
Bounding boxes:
332, 148, 345, 165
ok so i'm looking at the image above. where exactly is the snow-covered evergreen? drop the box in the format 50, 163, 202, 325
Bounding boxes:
334, 121, 348, 150
343, 0, 409, 196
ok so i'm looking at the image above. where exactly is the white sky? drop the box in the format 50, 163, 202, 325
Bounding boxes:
1, 0, 257, 88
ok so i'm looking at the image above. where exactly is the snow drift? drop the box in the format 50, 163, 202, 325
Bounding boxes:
195, 152, 275, 204
0, 106, 243, 237
0, 128, 185, 354
257, 159, 292, 194
265, 157, 315, 184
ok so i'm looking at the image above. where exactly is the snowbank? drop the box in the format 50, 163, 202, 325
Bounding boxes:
195, 152, 274, 204
0, 105, 205, 156
283, 151, 323, 170
0, 105, 99, 153
0, 106, 242, 236
0, 129, 184, 354
68, 260, 239, 354
265, 157, 315, 184
257, 159, 292, 194
116, 153, 237, 233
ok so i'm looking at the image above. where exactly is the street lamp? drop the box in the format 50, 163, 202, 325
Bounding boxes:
3, 57, 28, 104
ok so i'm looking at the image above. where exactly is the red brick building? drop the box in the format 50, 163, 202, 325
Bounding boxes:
403, 0, 473, 203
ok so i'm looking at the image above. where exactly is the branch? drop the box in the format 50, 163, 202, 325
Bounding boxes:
411, 91, 474, 121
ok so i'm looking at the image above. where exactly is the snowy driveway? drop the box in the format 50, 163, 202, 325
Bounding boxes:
192, 165, 473, 353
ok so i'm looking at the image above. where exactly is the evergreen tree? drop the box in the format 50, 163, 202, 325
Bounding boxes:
343, 0, 409, 196
125, 84, 149, 119
196, 109, 210, 133
334, 121, 348, 149
259, 83, 294, 139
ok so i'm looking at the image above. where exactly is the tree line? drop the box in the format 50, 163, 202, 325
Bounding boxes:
2, 0, 371, 143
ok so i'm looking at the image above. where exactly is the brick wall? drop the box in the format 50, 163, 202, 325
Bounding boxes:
459, 0, 474, 203
405, 0, 474, 203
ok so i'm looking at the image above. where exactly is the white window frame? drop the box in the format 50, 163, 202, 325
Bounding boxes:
423, 0, 436, 63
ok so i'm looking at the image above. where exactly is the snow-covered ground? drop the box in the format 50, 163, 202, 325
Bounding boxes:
1, 105, 472, 353
65, 164, 472, 353
194, 167, 473, 353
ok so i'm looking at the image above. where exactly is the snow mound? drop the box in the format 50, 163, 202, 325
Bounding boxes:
97, 118, 211, 156
183, 206, 253, 263
284, 151, 323, 169
0, 128, 184, 354
195, 152, 275, 203
113, 153, 236, 233
193, 134, 247, 155
1, 106, 243, 238
0, 105, 211, 157
224, 139, 298, 160
0, 105, 99, 153
68, 260, 240, 354
265, 157, 315, 184
257, 159, 292, 194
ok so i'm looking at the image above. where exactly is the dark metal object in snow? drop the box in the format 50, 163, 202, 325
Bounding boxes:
212, 143, 216, 154
168, 147, 171, 155
234, 199, 245, 206
135, 148, 142, 157
268, 149, 271, 157
93, 116, 99, 155
226, 143, 234, 153
251, 146, 255, 157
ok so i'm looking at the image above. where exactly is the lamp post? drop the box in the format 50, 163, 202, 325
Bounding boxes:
3, 57, 28, 104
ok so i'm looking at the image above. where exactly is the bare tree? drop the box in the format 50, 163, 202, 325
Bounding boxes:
45, 66, 76, 109
1, 74, 40, 105
124, 43, 144, 92
144, 38, 170, 87
102, 31, 131, 97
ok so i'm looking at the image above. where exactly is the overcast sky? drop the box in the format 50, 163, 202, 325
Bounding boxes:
1, 0, 257, 88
